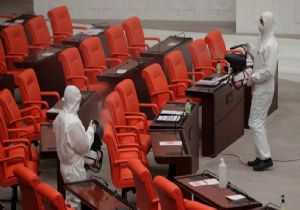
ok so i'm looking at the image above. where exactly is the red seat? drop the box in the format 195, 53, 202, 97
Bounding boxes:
0, 143, 38, 210
188, 39, 216, 80
14, 166, 43, 210
103, 123, 148, 197
142, 63, 188, 115
79, 37, 121, 70
58, 47, 111, 99
25, 16, 54, 49
0, 89, 41, 144
205, 29, 243, 63
153, 176, 216, 210
105, 25, 143, 61
122, 16, 160, 50
104, 91, 151, 154
36, 182, 75, 210
128, 159, 161, 210
115, 79, 157, 128
0, 24, 42, 70
17, 69, 60, 122
47, 5, 87, 45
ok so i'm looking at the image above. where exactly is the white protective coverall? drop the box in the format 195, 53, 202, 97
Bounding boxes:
53, 86, 95, 209
248, 11, 278, 160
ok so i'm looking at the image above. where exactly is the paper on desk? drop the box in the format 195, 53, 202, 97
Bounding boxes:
226, 194, 246, 201
42, 52, 55, 57
156, 115, 180, 122
48, 108, 62, 113
14, 19, 25, 23
188, 178, 219, 187
167, 42, 179, 47
116, 69, 127, 74
161, 110, 184, 115
159, 141, 182, 146
84, 28, 103, 35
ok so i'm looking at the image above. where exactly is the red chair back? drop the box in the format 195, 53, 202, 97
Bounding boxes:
188, 39, 214, 79
37, 183, 68, 210
47, 5, 73, 39
115, 79, 140, 113
153, 176, 185, 210
17, 68, 42, 106
26, 16, 52, 48
128, 159, 160, 210
103, 91, 126, 126
58, 47, 86, 88
14, 166, 42, 210
122, 16, 145, 48
0, 24, 29, 57
0, 39, 7, 74
79, 37, 106, 68
164, 50, 189, 82
105, 25, 130, 62
204, 29, 227, 60
142, 64, 170, 111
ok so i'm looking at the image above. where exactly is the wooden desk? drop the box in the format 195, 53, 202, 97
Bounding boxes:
0, 14, 36, 30
244, 67, 278, 128
150, 102, 199, 174
186, 82, 244, 157
150, 130, 193, 177
14, 45, 68, 104
97, 57, 154, 103
65, 179, 136, 210
141, 36, 192, 82
175, 171, 262, 210
62, 27, 110, 57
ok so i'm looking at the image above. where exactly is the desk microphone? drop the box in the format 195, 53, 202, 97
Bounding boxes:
171, 31, 186, 39
92, 21, 110, 30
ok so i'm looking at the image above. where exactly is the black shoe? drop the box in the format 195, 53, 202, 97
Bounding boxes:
253, 158, 273, 171
247, 158, 261, 167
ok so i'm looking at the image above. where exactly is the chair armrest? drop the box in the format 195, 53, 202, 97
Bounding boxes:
130, 43, 149, 49
66, 76, 89, 88
2, 138, 34, 160
0, 156, 26, 176
151, 198, 160, 204
139, 103, 159, 115
9, 116, 39, 131
6, 54, 26, 61
144, 37, 160, 42
85, 65, 107, 71
24, 100, 49, 109
41, 91, 60, 101
171, 79, 193, 86
124, 115, 148, 133
125, 112, 147, 121
168, 83, 187, 97
151, 90, 175, 100
110, 53, 132, 58
54, 32, 72, 37
194, 66, 215, 71
8, 128, 30, 137
28, 45, 43, 50
20, 106, 43, 120
72, 25, 88, 30
116, 132, 139, 144
105, 57, 122, 66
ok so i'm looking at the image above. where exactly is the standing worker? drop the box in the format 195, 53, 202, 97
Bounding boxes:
245, 11, 278, 171
53, 85, 96, 209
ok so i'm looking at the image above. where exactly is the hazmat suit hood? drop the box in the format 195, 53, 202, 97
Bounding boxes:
258, 11, 275, 48
63, 85, 81, 114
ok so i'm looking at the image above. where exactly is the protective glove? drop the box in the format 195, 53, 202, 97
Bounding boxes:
89, 120, 96, 133
245, 67, 253, 87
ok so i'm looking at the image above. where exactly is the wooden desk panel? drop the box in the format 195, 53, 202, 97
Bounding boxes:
150, 102, 199, 174
65, 180, 136, 210
14, 46, 68, 105
175, 172, 262, 210
141, 36, 192, 82
186, 82, 244, 156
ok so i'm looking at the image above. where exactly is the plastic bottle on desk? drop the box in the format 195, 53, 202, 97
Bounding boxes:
185, 99, 191, 115
219, 158, 227, 188
280, 195, 286, 210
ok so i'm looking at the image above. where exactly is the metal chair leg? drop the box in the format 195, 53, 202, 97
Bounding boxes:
11, 185, 18, 210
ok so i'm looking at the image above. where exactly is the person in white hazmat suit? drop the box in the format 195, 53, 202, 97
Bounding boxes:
53, 85, 96, 209
245, 11, 278, 171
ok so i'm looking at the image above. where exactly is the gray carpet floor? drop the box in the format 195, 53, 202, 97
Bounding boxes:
1, 78, 299, 209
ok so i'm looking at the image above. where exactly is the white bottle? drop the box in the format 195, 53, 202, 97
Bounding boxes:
280, 195, 286, 210
216, 62, 222, 75
185, 99, 191, 115
219, 158, 227, 188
